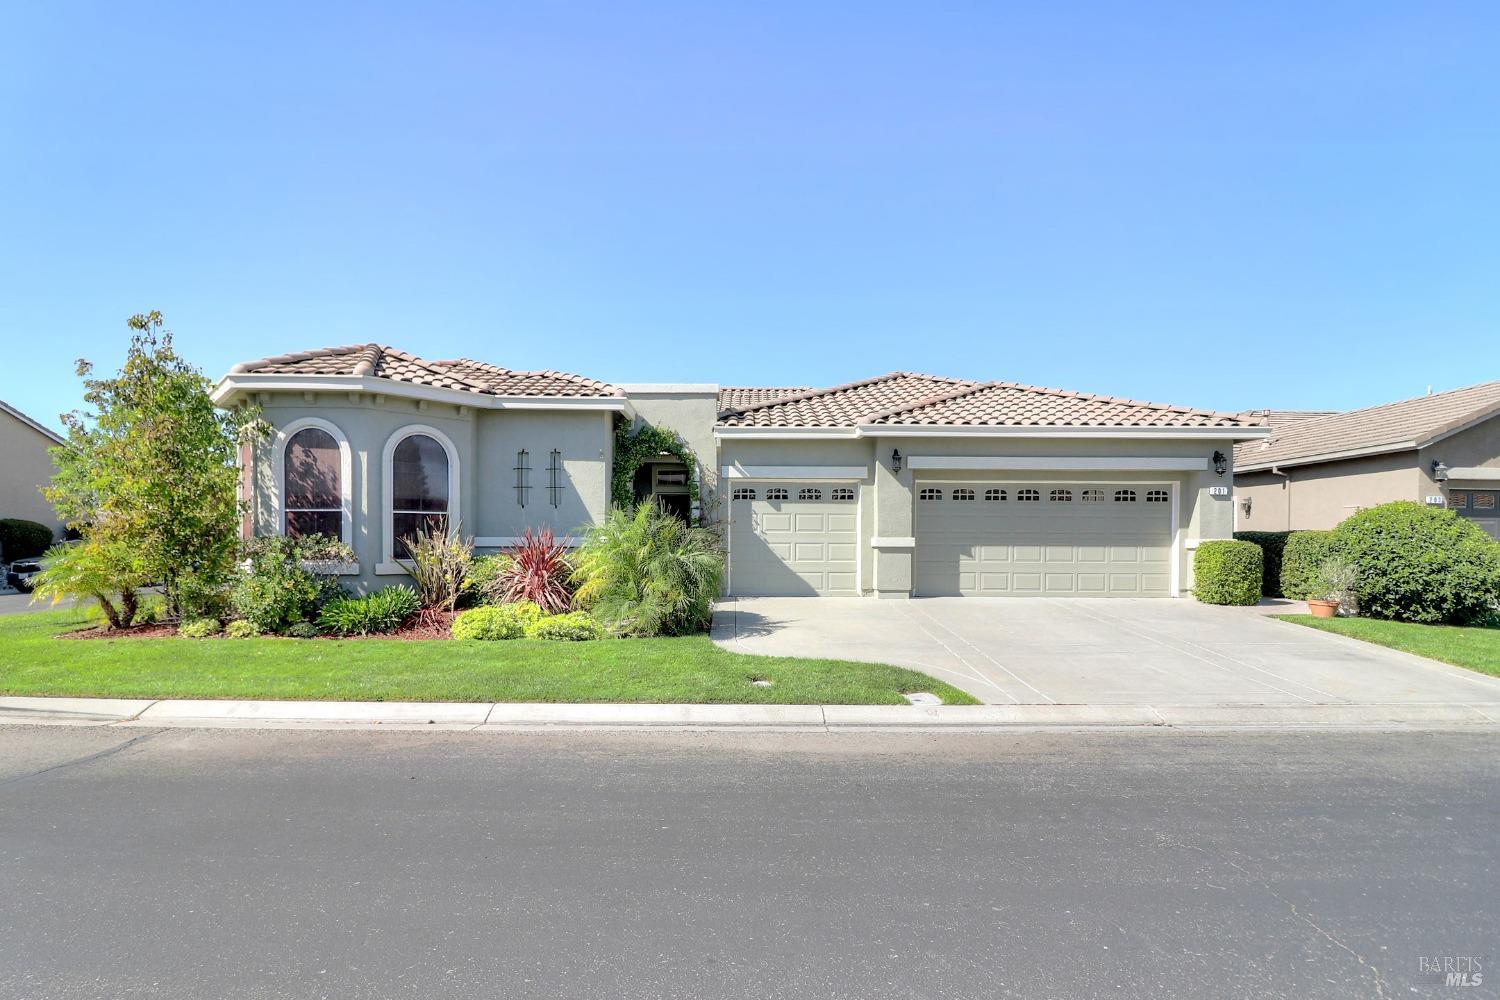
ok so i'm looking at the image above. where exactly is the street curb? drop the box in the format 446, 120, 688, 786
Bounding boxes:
3, 696, 1500, 732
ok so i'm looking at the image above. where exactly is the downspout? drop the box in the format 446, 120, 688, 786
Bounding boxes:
1271, 466, 1291, 531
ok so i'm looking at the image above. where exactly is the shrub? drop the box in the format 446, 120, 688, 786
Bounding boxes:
1234, 531, 1291, 599
466, 553, 513, 606
0, 518, 54, 561
179, 617, 220, 638
1312, 556, 1360, 615
230, 535, 349, 634
318, 586, 421, 636
526, 611, 607, 641
1280, 530, 1339, 601
451, 601, 544, 640
285, 621, 320, 639
403, 524, 472, 612
497, 528, 572, 613
1330, 501, 1500, 624
224, 619, 258, 638
32, 537, 152, 629
1193, 540, 1263, 606
572, 504, 725, 637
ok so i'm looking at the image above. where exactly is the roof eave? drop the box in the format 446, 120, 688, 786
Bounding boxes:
861, 424, 1269, 440
212, 373, 633, 417
1235, 439, 1419, 474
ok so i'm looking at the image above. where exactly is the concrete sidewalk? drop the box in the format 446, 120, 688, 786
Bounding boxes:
3, 695, 1499, 731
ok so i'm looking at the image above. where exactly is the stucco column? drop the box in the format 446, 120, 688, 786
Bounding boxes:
871, 438, 914, 598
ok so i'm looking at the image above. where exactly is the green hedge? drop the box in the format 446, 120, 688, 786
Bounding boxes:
1234, 531, 1291, 598
1331, 502, 1500, 624
1279, 530, 1338, 601
1193, 540, 1263, 606
451, 601, 544, 640
0, 518, 55, 561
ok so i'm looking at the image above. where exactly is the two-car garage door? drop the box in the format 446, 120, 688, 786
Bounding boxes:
729, 483, 858, 596
914, 483, 1174, 597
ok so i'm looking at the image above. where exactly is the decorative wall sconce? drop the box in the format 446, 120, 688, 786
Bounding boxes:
891, 449, 903, 473
1212, 450, 1228, 476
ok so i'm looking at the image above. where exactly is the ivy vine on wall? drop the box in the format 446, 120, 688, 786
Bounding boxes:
611, 421, 699, 509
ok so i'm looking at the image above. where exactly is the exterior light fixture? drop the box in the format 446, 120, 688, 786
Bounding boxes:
891, 449, 903, 473
1432, 460, 1450, 483
1212, 450, 1228, 476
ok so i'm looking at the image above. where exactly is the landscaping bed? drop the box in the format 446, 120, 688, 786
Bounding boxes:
1276, 615, 1500, 680
0, 608, 978, 705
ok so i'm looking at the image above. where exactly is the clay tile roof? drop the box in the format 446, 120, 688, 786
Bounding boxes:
717, 373, 977, 428
1234, 381, 1500, 471
228, 345, 621, 398
868, 382, 1255, 428
717, 386, 815, 412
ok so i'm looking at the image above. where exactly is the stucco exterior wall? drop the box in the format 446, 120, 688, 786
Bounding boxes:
1234, 451, 1421, 532
0, 409, 62, 537
1420, 414, 1500, 492
621, 388, 722, 514
249, 393, 610, 593
718, 433, 1236, 597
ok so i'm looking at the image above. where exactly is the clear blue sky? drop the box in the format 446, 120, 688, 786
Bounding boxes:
4, 2, 1497, 432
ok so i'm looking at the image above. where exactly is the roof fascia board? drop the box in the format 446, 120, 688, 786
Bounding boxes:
0, 400, 65, 445
1236, 440, 1418, 473
212, 374, 631, 415
862, 424, 1266, 440
714, 426, 861, 440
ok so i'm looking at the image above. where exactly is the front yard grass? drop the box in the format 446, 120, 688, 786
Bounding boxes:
1277, 614, 1500, 679
0, 608, 979, 705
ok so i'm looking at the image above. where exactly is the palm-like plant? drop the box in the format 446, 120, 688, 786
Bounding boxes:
572, 505, 724, 637
498, 527, 573, 613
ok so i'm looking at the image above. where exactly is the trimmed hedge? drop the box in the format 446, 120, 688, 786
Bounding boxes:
1279, 530, 1338, 601
1331, 502, 1500, 624
0, 518, 54, 561
1234, 531, 1291, 599
1193, 540, 1263, 606
526, 611, 608, 641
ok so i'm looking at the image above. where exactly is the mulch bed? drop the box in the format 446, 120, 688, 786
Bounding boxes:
60, 610, 462, 641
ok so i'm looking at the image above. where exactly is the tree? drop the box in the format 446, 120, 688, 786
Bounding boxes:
42, 311, 262, 622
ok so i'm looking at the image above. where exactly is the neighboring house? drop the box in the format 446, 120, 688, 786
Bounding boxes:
1234, 381, 1500, 539
0, 399, 64, 541
214, 346, 1269, 598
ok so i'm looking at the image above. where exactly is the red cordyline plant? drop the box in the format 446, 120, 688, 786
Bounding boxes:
499, 527, 573, 613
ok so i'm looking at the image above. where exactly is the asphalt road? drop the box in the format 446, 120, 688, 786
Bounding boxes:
1, 727, 1495, 1000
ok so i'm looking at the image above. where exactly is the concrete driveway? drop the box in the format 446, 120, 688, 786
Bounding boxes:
713, 597, 1500, 708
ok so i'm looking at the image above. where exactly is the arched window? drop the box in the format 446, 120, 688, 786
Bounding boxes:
798, 487, 823, 501
1081, 489, 1105, 503
765, 488, 789, 501
919, 488, 943, 501
732, 487, 757, 501
952, 488, 976, 501
831, 487, 855, 501
391, 433, 451, 559
1146, 489, 1170, 503
1050, 489, 1073, 502
984, 489, 1006, 502
283, 428, 342, 539
1017, 489, 1040, 502
1114, 489, 1137, 502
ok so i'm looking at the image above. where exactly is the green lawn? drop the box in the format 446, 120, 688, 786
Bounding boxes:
1277, 614, 1500, 679
0, 608, 978, 705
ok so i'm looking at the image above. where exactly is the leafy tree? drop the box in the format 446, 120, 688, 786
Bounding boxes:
43, 312, 263, 621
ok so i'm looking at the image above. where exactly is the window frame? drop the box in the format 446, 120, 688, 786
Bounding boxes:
798, 487, 824, 501
272, 417, 353, 548
381, 424, 461, 568
831, 487, 855, 501
732, 487, 758, 501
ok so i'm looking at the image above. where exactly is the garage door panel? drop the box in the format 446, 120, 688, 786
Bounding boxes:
916, 482, 1173, 598
731, 486, 859, 596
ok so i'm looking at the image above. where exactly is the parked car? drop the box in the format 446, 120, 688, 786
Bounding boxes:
6, 558, 43, 593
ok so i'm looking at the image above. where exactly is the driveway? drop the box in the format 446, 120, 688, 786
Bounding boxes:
713, 597, 1500, 708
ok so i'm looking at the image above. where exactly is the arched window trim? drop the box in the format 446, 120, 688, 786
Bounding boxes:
381, 424, 462, 566
272, 417, 353, 548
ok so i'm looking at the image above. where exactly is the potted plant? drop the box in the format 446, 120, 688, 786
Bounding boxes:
1307, 557, 1358, 618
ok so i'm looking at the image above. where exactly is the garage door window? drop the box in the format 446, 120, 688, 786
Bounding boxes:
952, 488, 975, 501
798, 488, 823, 501
1017, 489, 1040, 502
831, 488, 855, 501
1082, 489, 1105, 502
920, 488, 943, 500
1146, 489, 1170, 503
766, 488, 789, 500
1114, 489, 1136, 502
732, 487, 756, 500
1050, 489, 1073, 502
985, 489, 1006, 501
1477, 493, 1496, 510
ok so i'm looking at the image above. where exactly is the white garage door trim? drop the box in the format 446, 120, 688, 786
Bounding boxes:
913, 478, 1180, 597
727, 482, 862, 596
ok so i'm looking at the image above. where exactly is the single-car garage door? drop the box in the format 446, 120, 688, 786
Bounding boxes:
914, 483, 1173, 597
729, 484, 857, 596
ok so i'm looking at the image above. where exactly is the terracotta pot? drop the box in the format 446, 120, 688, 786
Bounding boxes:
1307, 598, 1339, 618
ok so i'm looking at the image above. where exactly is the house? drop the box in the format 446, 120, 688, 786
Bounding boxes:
1234, 381, 1500, 539
0, 399, 64, 538
213, 346, 1269, 598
